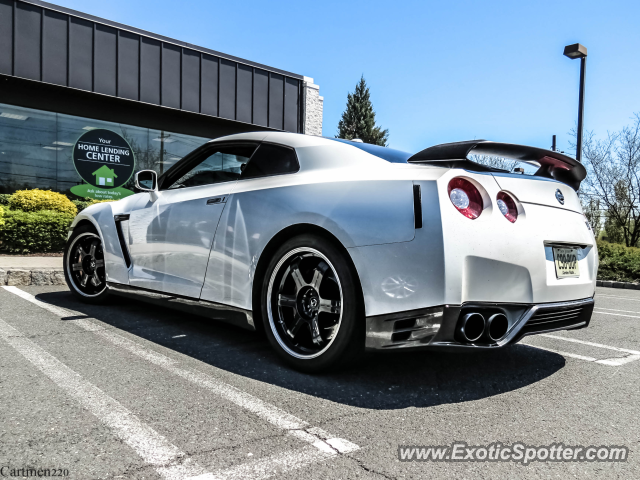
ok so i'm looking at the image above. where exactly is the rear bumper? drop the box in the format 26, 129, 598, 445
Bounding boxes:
365, 296, 594, 351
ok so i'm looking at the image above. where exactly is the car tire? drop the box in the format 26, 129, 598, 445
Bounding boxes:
64, 224, 111, 304
261, 234, 364, 372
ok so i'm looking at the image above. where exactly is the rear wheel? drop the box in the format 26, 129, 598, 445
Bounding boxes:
64, 224, 110, 303
261, 234, 364, 372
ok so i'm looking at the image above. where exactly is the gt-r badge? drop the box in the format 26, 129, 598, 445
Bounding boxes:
555, 189, 565, 205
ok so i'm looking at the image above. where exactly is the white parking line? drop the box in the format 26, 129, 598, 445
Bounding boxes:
524, 333, 640, 367
597, 294, 640, 301
0, 317, 209, 480
190, 445, 335, 480
539, 333, 640, 354
593, 309, 640, 319
526, 345, 599, 362
1, 287, 359, 459
595, 307, 640, 314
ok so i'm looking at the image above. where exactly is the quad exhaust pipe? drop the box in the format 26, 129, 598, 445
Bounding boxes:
457, 313, 486, 342
456, 312, 509, 343
486, 313, 509, 342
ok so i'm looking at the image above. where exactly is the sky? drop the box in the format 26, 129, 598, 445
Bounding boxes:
49, 0, 640, 155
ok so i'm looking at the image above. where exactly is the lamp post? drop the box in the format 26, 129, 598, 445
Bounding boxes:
563, 43, 587, 162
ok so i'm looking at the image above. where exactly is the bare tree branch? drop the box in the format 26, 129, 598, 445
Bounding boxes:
576, 113, 640, 247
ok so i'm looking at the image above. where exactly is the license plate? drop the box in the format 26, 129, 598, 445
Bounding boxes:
552, 247, 580, 278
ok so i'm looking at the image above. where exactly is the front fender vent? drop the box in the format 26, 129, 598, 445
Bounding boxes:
114, 215, 131, 268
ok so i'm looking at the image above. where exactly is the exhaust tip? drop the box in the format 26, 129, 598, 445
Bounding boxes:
458, 313, 485, 342
487, 313, 509, 341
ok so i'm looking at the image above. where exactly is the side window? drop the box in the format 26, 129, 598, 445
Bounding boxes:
240, 144, 299, 179
167, 145, 256, 190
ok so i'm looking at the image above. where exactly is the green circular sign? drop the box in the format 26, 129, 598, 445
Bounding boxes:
73, 129, 135, 189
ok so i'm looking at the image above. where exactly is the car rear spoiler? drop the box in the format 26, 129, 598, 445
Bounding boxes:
407, 140, 587, 190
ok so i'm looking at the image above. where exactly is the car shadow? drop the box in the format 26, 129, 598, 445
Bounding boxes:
35, 289, 565, 410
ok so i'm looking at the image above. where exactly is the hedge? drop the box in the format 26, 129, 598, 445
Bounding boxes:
595, 241, 640, 282
0, 209, 74, 253
0, 194, 10, 206
9, 189, 77, 216
0, 205, 4, 227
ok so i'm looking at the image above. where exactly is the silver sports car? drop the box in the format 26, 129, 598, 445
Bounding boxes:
64, 132, 597, 371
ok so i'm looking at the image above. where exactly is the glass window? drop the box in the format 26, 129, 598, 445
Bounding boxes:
0, 104, 58, 192
241, 143, 299, 179
167, 145, 256, 190
0, 102, 211, 195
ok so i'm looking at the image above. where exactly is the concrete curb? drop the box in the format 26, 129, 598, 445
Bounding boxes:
0, 268, 637, 290
596, 279, 640, 290
0, 268, 66, 286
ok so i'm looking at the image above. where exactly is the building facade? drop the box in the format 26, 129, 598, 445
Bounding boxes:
0, 0, 323, 195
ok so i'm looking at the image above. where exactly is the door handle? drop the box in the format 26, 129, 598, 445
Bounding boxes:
206, 196, 227, 205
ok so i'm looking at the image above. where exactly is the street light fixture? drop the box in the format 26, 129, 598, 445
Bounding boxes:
563, 43, 587, 162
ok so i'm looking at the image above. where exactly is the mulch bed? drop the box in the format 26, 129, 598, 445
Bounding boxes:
0, 252, 64, 257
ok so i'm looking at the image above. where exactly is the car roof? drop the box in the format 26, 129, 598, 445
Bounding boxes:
208, 131, 413, 164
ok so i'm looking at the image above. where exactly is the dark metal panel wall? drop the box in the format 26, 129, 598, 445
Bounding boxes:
68, 17, 92, 91
140, 37, 160, 104
161, 43, 181, 109
94, 24, 117, 96
236, 64, 252, 124
219, 59, 236, 120
253, 69, 268, 127
14, 2, 41, 80
42, 10, 67, 86
268, 73, 284, 129
181, 49, 200, 113
200, 55, 218, 117
3, 0, 303, 133
284, 77, 299, 133
118, 31, 139, 101
0, 0, 12, 74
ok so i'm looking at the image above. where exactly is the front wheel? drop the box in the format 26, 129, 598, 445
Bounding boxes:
261, 234, 364, 372
64, 225, 110, 303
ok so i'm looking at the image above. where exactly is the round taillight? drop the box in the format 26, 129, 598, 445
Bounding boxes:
496, 191, 518, 223
447, 177, 483, 219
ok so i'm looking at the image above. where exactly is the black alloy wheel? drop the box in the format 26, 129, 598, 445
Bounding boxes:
64, 225, 109, 302
262, 235, 364, 372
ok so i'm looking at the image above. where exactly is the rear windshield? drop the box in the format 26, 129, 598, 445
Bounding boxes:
326, 138, 412, 163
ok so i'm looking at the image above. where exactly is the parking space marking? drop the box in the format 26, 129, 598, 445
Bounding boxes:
2, 286, 360, 456
189, 445, 335, 480
597, 294, 640, 301
594, 307, 640, 314
0, 317, 210, 480
593, 309, 640, 319
525, 345, 599, 362
524, 333, 640, 366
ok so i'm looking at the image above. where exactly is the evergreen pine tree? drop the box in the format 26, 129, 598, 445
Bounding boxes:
336, 76, 389, 146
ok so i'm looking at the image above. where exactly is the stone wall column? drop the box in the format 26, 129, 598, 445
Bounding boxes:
302, 77, 323, 136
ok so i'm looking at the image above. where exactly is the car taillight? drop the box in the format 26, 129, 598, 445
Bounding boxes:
447, 177, 483, 219
496, 191, 518, 223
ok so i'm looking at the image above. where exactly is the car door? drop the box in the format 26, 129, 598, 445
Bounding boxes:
126, 143, 257, 298
200, 142, 301, 307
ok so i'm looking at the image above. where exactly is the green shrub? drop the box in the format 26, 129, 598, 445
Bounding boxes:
0, 209, 74, 253
9, 189, 77, 216
0, 194, 10, 206
596, 241, 640, 282
0, 205, 4, 227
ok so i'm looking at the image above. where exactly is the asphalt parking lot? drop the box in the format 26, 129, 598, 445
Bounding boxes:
1, 285, 638, 479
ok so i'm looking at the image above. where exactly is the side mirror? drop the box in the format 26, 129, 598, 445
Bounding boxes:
135, 170, 158, 192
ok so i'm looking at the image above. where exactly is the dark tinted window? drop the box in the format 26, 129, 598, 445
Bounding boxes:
241, 143, 299, 179
327, 138, 412, 163
167, 145, 255, 189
